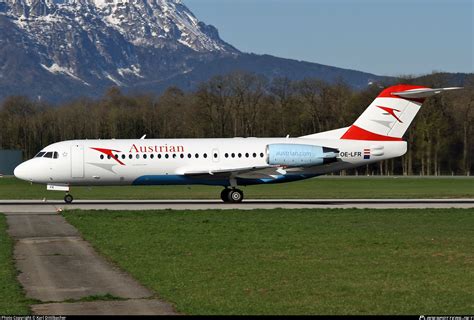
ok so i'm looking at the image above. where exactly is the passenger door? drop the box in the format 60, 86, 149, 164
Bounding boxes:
71, 144, 84, 179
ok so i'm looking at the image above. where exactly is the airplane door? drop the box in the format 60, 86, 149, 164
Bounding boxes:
212, 148, 220, 163
71, 144, 84, 178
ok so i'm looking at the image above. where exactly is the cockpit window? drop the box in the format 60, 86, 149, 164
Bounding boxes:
35, 151, 59, 159
39, 151, 59, 159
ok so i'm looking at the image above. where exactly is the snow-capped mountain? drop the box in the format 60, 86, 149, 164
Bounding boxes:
3, 0, 236, 53
0, 0, 237, 91
0, 0, 385, 102
91, 0, 234, 52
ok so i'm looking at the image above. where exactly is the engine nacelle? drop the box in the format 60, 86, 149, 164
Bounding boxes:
266, 144, 338, 167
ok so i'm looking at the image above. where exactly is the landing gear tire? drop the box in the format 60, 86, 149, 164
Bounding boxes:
221, 189, 231, 203
64, 194, 74, 204
227, 189, 244, 203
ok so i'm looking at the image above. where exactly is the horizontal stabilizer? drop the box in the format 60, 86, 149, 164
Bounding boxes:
392, 87, 462, 99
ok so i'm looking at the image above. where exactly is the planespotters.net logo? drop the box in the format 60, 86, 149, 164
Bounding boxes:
420, 316, 474, 320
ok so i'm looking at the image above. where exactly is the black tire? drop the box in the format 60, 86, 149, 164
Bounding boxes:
64, 194, 74, 204
228, 189, 244, 203
221, 189, 231, 203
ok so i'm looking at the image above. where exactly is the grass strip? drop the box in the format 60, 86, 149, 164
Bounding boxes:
65, 208, 474, 315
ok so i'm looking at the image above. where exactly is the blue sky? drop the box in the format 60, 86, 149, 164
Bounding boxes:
184, 0, 473, 76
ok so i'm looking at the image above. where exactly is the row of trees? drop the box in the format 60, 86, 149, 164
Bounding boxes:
0, 72, 472, 175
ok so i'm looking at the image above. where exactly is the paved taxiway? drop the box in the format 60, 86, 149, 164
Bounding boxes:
4, 211, 178, 315
1, 199, 473, 213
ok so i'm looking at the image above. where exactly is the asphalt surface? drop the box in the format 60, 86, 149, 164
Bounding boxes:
0, 199, 473, 213
4, 211, 178, 315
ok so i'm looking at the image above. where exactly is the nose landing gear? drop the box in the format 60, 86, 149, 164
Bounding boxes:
64, 194, 74, 204
47, 185, 73, 204
221, 188, 244, 203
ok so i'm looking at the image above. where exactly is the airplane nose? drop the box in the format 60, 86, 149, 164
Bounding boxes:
14, 162, 30, 182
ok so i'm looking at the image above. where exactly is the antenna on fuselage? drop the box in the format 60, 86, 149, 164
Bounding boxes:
140, 134, 147, 140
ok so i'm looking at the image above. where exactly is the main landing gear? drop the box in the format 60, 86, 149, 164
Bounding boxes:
64, 193, 74, 204
221, 188, 244, 203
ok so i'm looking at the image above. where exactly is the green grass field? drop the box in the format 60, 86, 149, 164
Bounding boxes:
65, 208, 474, 315
0, 214, 32, 314
1, 176, 473, 200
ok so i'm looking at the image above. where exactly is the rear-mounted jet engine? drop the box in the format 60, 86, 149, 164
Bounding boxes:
266, 144, 339, 167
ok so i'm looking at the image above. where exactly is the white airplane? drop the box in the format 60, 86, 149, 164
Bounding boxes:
14, 85, 460, 204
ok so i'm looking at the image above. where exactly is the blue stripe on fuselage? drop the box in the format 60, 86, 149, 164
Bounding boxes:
132, 174, 318, 187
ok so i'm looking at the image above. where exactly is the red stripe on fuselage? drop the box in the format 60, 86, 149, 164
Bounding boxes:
341, 125, 403, 141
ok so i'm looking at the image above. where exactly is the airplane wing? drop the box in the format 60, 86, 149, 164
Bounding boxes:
183, 165, 303, 180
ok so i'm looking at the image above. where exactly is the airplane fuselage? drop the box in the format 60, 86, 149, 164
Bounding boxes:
14, 138, 407, 187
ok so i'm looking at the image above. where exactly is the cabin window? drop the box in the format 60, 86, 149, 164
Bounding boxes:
165, 154, 169, 159
231, 153, 235, 158
173, 154, 177, 159
204, 153, 208, 159
129, 154, 133, 159
122, 154, 126, 160
214, 153, 218, 158
245, 153, 249, 158
100, 155, 104, 160
180, 154, 184, 159
253, 153, 257, 158
150, 154, 154, 159
108, 155, 112, 159
260, 153, 265, 158
188, 154, 192, 159
225, 153, 229, 158
136, 154, 140, 159
143, 154, 147, 159
195, 153, 199, 159
158, 154, 162, 159
238, 153, 242, 158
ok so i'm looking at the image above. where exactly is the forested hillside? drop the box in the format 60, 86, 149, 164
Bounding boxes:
0, 72, 472, 176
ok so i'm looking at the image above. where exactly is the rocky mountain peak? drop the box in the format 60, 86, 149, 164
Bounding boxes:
0, 0, 238, 97
0, 0, 237, 53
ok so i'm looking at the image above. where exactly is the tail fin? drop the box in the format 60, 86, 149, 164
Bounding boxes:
341, 85, 461, 141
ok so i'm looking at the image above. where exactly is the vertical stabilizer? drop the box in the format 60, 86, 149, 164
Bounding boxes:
341, 85, 461, 141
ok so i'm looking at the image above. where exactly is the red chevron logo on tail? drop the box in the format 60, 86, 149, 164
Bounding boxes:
377, 106, 403, 123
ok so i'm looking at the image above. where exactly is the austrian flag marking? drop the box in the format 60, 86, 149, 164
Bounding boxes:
364, 149, 371, 160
